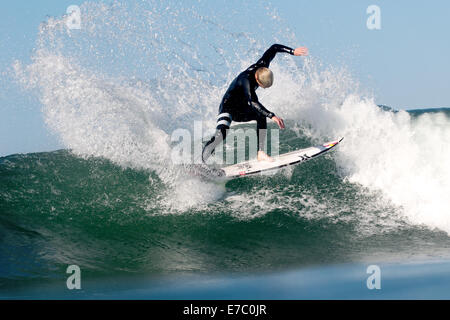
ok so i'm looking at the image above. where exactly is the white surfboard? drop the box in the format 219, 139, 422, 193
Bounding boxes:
220, 137, 343, 178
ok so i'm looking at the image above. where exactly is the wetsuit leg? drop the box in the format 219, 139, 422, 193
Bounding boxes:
256, 114, 267, 151
234, 111, 268, 151
202, 125, 227, 163
202, 107, 269, 163
202, 111, 232, 163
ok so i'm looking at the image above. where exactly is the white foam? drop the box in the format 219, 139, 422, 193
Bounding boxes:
266, 59, 450, 234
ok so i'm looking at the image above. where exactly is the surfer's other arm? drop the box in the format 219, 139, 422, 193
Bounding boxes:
251, 100, 285, 129
241, 78, 285, 129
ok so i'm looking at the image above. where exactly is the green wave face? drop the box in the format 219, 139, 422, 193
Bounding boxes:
2, 127, 450, 285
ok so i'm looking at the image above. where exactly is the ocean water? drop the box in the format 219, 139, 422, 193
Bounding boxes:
2, 0, 450, 298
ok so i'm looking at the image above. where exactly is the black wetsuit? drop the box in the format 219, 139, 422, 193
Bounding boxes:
202, 44, 295, 163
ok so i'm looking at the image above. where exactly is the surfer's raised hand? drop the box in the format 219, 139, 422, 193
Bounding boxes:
272, 116, 285, 129
293, 47, 308, 56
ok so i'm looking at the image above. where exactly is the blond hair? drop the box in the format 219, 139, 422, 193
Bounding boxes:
255, 67, 274, 88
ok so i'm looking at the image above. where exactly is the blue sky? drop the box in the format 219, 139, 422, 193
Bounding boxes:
1, 0, 449, 156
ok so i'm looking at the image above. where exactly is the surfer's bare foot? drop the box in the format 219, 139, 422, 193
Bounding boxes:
257, 151, 274, 162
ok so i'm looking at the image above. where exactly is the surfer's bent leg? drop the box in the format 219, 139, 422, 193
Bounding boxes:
201, 112, 232, 163
256, 114, 267, 151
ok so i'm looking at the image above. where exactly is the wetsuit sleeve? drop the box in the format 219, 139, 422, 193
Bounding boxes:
251, 101, 275, 119
242, 78, 275, 119
255, 44, 295, 68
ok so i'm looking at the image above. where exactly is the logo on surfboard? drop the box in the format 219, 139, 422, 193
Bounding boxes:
298, 154, 311, 161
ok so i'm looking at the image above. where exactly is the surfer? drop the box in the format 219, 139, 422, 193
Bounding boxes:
201, 44, 308, 163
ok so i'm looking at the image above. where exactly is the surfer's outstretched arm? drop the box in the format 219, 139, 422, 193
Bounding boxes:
255, 44, 308, 68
